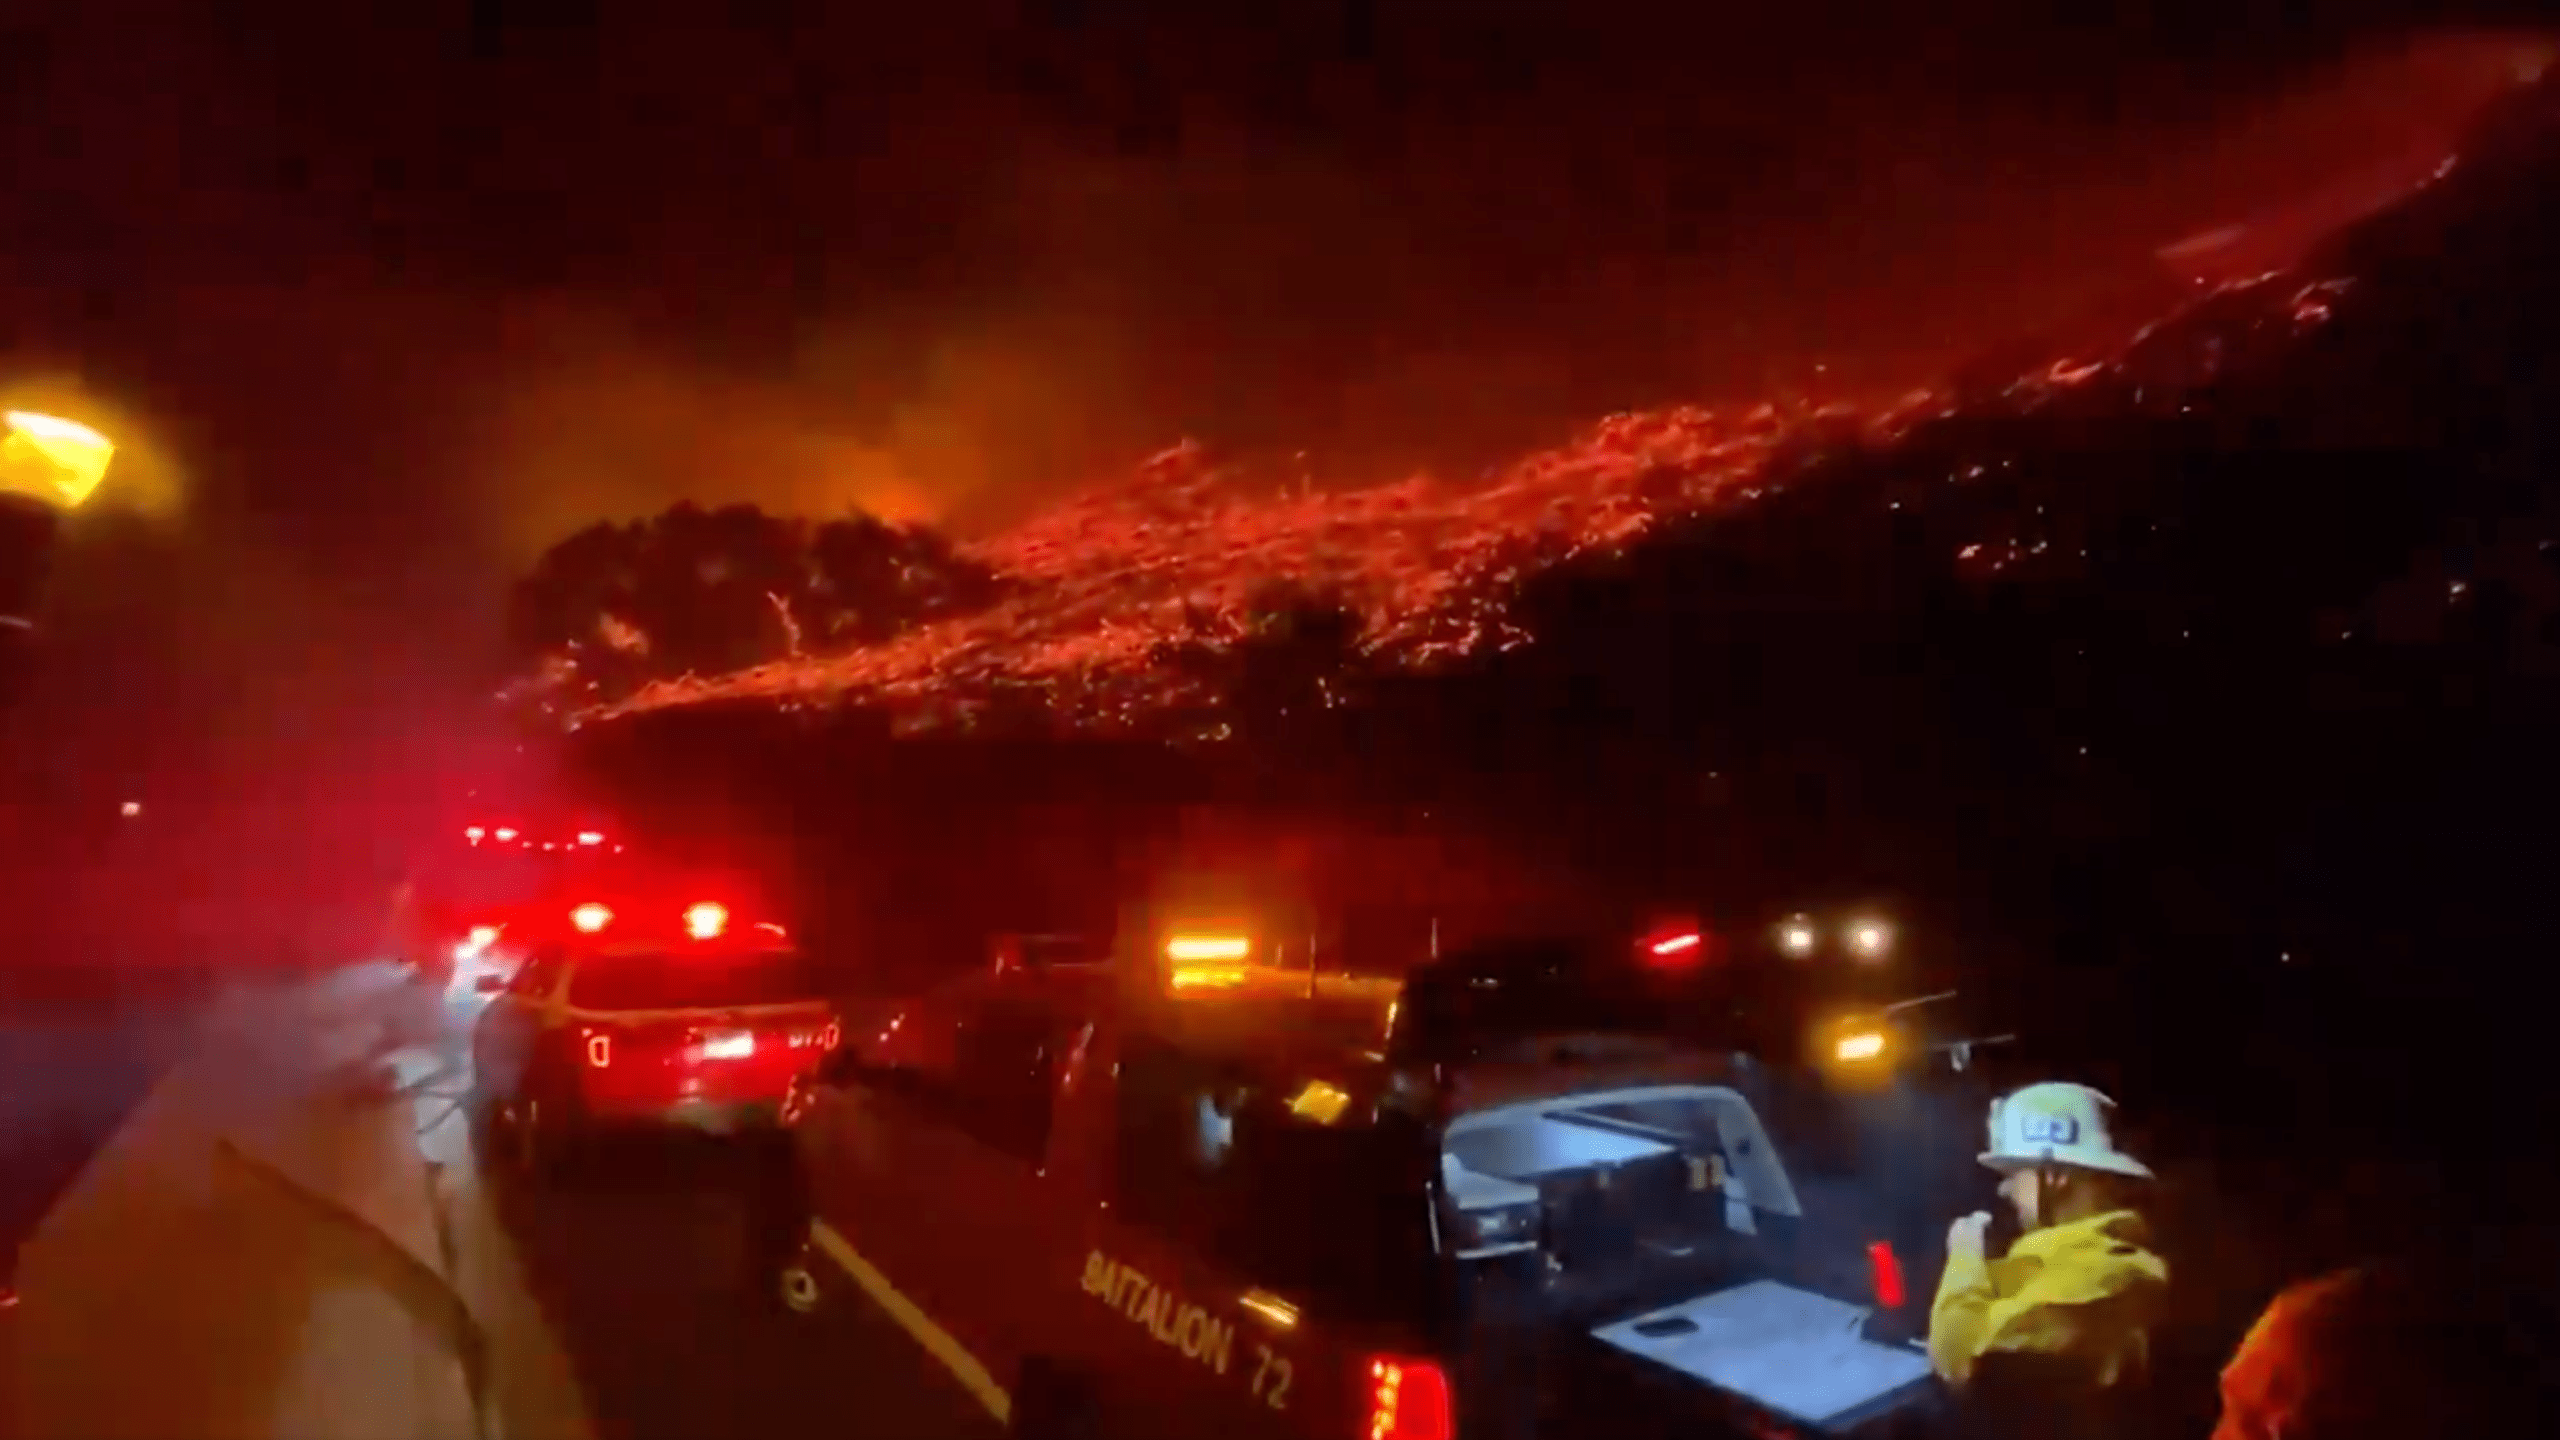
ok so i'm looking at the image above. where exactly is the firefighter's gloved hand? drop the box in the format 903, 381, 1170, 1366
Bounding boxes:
1946, 1211, 1994, 1265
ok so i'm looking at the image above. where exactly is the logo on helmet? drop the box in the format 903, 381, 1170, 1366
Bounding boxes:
2020, 1113, 2081, 1145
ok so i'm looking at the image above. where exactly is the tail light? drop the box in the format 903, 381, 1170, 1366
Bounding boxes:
585, 1031, 612, 1068
1868, 1239, 1907, 1310
1364, 1357, 1453, 1440
571, 903, 613, 933
685, 902, 729, 939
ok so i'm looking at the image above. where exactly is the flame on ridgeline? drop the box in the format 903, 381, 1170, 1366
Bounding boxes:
573, 393, 1937, 733
569, 258, 2372, 736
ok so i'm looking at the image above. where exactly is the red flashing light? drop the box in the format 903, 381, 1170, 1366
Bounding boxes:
1650, 931, 1703, 958
577, 831, 604, 846
1365, 1357, 1453, 1440
464, 826, 486, 842
571, 903, 613, 933
493, 827, 519, 843
684, 902, 729, 939
1868, 1240, 1907, 1311
585, 1032, 612, 1068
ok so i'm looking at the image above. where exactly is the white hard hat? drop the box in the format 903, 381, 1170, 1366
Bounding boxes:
1980, 1081, 2153, 1181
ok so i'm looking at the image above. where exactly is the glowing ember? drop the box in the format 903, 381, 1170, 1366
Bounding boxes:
568, 252, 2363, 736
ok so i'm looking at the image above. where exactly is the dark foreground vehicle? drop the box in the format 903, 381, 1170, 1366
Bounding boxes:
470, 897, 838, 1170
779, 921, 1953, 1440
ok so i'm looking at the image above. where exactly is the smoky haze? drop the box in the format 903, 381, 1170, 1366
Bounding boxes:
444, 25, 2547, 555
0, 8, 2547, 978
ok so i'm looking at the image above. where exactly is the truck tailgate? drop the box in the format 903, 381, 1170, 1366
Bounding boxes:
1588, 1280, 1937, 1434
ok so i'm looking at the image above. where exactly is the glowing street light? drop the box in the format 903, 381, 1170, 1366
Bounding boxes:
0, 412, 116, 511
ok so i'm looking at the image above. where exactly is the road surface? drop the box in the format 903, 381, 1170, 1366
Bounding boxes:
443, 975, 1000, 1440
7, 960, 997, 1440
482, 1130, 1000, 1440
0, 967, 215, 1278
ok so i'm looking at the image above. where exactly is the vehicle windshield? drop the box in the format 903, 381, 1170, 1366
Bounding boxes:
1392, 937, 1764, 1062
566, 949, 832, 1011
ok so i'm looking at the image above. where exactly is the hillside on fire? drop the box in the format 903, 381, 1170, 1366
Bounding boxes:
528, 70, 2560, 1034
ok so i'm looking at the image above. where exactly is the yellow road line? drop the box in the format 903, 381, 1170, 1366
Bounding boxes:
809, 1217, 1014, 1427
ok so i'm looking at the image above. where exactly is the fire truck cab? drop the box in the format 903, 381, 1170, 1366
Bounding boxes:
780, 904, 1951, 1440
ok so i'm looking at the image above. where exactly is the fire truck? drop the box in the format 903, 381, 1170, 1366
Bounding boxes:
772, 867, 1960, 1440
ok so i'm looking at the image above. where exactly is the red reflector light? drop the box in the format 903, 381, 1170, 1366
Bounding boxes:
1868, 1240, 1907, 1310
684, 902, 729, 939
585, 1033, 611, 1068
571, 903, 612, 933
1365, 1357, 1453, 1440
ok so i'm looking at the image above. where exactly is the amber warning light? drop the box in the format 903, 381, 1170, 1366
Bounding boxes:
1165, 934, 1251, 962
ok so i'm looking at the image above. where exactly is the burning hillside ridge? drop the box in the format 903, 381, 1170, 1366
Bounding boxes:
523, 263, 2355, 736
519, 271, 2355, 737
519, 64, 2555, 736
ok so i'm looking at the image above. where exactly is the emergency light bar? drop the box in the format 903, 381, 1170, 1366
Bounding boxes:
1165, 934, 1251, 962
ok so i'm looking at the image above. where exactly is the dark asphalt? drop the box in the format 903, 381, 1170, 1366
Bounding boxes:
484, 1128, 1003, 1440
0, 970, 213, 1274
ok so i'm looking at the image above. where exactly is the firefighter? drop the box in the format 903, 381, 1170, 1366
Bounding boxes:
1927, 1081, 2169, 1421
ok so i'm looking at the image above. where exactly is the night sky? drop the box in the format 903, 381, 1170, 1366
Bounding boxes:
0, 1, 2543, 905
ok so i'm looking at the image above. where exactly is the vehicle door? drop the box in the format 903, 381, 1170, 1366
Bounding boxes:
473, 944, 568, 1096
1075, 1034, 1435, 1440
